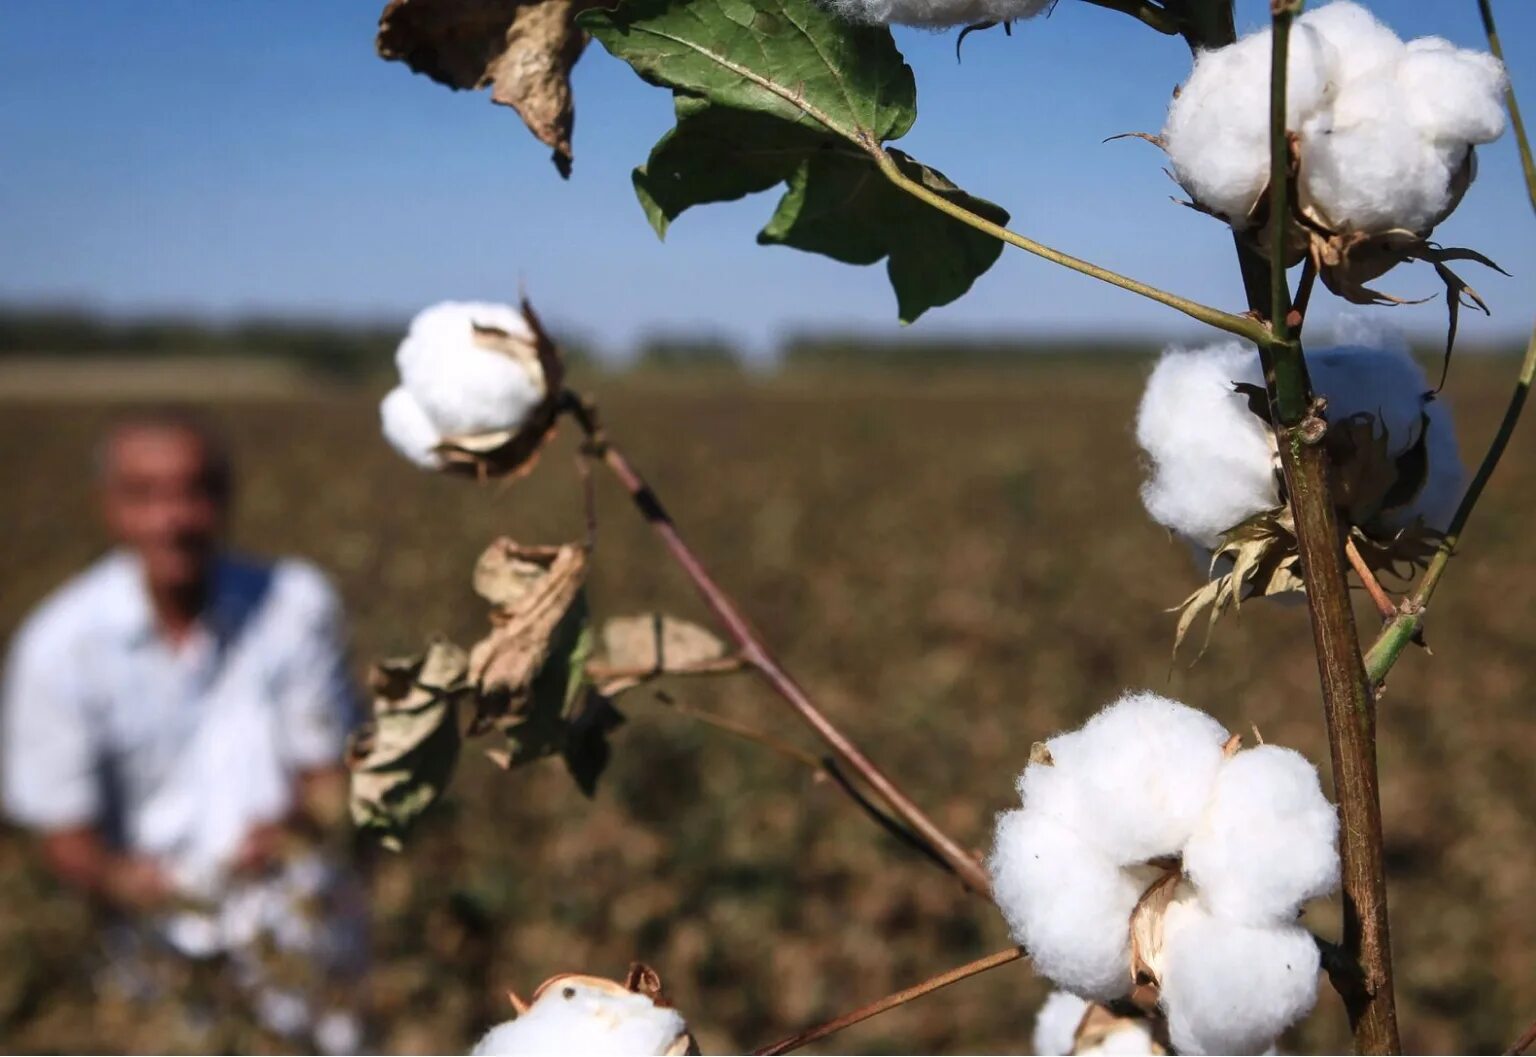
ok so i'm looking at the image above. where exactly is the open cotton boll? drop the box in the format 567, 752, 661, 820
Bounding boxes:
471, 979, 689, 1056
989, 810, 1144, 1000
1159, 909, 1320, 1056
1306, 343, 1462, 532
1033, 693, 1232, 865
380, 386, 445, 469
1162, 24, 1336, 224
1299, 0, 1404, 84
1398, 38, 1507, 145
396, 300, 547, 441
827, 0, 1048, 28
1033, 990, 1090, 1057
1136, 343, 1275, 550
1183, 745, 1339, 926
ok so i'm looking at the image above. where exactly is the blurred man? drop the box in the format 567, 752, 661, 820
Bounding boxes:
1, 411, 364, 1051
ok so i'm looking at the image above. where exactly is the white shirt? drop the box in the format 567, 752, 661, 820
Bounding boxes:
1, 549, 358, 856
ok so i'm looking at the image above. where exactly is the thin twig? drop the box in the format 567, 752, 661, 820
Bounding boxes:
657, 686, 956, 873
866, 145, 1273, 349
1507, 1016, 1536, 1056
1478, 0, 1535, 216
752, 945, 1026, 1055
1264, 4, 1400, 1050
1344, 536, 1398, 623
565, 392, 992, 896
1365, 0, 1536, 685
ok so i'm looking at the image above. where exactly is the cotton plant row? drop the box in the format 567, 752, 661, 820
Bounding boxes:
990, 693, 1338, 1055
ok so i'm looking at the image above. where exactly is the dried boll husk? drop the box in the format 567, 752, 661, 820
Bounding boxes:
474, 965, 698, 1056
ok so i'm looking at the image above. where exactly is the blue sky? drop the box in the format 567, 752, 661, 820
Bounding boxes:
1, 0, 1532, 357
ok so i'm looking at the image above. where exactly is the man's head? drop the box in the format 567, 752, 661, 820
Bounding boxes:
98, 412, 231, 594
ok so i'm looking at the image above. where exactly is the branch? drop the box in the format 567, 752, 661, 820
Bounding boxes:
866, 145, 1274, 348
1508, 1016, 1536, 1056
752, 945, 1026, 1055
1076, 0, 1180, 35
1365, 0, 1536, 684
564, 392, 992, 896
649, 691, 960, 876
1263, 4, 1400, 1051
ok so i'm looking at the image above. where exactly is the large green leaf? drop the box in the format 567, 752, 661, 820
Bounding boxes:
584, 0, 1008, 322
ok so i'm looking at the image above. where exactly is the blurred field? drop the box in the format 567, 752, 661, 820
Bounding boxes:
0, 358, 1532, 1054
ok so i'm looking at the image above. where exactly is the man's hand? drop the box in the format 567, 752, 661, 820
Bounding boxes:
231, 820, 287, 877
42, 827, 174, 912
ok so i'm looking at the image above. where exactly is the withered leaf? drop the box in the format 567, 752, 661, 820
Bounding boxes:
562, 687, 625, 797
590, 612, 733, 694
497, 595, 592, 765
1173, 507, 1303, 661
468, 537, 588, 728
377, 0, 606, 176
348, 641, 472, 848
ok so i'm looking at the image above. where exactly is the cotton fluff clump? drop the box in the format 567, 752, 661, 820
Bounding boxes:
828, 0, 1049, 30
1136, 339, 1462, 550
1163, 1, 1507, 235
989, 692, 1339, 1054
380, 300, 549, 470
471, 977, 690, 1056
1033, 990, 1159, 1056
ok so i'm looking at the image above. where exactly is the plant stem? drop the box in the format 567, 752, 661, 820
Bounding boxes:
867, 146, 1273, 349
752, 945, 1026, 1055
1365, 0, 1536, 685
1078, 0, 1179, 35
564, 393, 992, 896
1365, 323, 1536, 681
1508, 1016, 1536, 1056
1263, 3, 1400, 1051
1344, 537, 1397, 624
1477, 0, 1535, 216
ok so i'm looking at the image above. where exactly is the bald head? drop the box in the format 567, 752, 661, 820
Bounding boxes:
98, 413, 230, 595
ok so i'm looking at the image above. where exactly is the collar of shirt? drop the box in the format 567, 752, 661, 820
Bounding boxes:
96, 549, 273, 655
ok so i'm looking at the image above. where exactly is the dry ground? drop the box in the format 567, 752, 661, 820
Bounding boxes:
0, 358, 1531, 1053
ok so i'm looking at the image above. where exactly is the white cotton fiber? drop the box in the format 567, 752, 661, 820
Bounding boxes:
1135, 342, 1275, 551
1025, 693, 1231, 865
380, 386, 445, 469
1163, 1, 1506, 236
396, 300, 547, 441
471, 979, 689, 1056
1136, 340, 1462, 544
989, 810, 1145, 1000
1306, 343, 1462, 532
1033, 989, 1089, 1056
1183, 745, 1339, 926
1081, 1023, 1159, 1056
1163, 23, 1336, 223
1159, 909, 1320, 1055
827, 0, 1049, 28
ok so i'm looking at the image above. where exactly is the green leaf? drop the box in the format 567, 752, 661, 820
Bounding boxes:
582, 0, 915, 144
585, 0, 1008, 322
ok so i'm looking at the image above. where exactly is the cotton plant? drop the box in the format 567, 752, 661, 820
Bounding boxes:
471, 968, 696, 1056
380, 299, 564, 477
370, 0, 1536, 1053
1156, 0, 1508, 308
990, 693, 1338, 1055
1135, 336, 1463, 650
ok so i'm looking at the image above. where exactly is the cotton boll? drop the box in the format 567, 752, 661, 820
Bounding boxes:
1136, 343, 1276, 550
471, 979, 689, 1056
1398, 38, 1508, 145
1183, 746, 1339, 926
1159, 909, 1320, 1055
827, 0, 1048, 28
1080, 1023, 1159, 1056
396, 301, 547, 441
380, 386, 445, 469
1299, 1, 1404, 85
1033, 990, 1089, 1056
1163, 26, 1335, 224
989, 810, 1144, 1000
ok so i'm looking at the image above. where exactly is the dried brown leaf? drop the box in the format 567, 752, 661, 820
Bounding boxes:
377, 0, 605, 176
590, 612, 733, 693
467, 537, 588, 728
